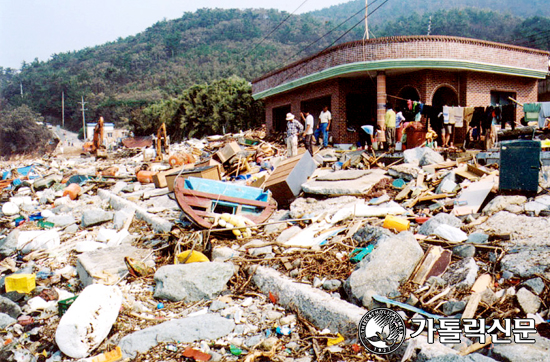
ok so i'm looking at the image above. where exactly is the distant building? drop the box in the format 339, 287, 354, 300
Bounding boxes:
252, 35, 550, 146
86, 123, 128, 147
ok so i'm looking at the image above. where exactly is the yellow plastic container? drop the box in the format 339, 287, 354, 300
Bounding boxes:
382, 215, 410, 232
176, 250, 210, 264
91, 346, 122, 362
5, 274, 36, 294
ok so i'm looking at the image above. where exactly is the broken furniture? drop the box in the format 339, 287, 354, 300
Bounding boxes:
157, 165, 221, 191
264, 152, 317, 206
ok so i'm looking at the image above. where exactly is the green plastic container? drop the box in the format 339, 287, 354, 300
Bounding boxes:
58, 295, 78, 316
38, 220, 55, 229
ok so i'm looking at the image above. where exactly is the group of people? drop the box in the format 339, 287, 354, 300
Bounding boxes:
285, 106, 332, 157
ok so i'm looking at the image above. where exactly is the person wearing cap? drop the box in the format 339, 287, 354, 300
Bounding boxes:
286, 113, 303, 157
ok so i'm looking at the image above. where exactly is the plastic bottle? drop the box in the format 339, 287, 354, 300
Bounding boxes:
63, 183, 81, 200
136, 170, 156, 184
382, 215, 410, 232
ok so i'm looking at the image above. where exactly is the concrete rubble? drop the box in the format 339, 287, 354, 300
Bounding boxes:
0, 130, 549, 362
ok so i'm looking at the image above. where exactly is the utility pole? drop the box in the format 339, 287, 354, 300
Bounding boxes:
62, 92, 65, 129
78, 96, 87, 140
427, 16, 432, 36
364, 0, 369, 40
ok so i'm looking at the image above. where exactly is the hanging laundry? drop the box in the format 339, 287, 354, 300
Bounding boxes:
539, 102, 550, 129
470, 107, 484, 128
407, 99, 413, 110
523, 103, 541, 125
482, 106, 493, 135
494, 106, 502, 125
442, 106, 450, 124
463, 107, 475, 126
501, 104, 515, 130
453, 106, 464, 128
448, 107, 456, 125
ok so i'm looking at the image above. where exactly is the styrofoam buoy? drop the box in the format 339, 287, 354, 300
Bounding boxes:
55, 284, 122, 358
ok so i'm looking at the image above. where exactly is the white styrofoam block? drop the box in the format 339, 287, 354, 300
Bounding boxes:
55, 284, 122, 358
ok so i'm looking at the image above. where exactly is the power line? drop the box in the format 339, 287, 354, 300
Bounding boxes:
289, 0, 378, 64
508, 27, 550, 45
512, 30, 550, 47
280, 0, 390, 84
243, 0, 309, 58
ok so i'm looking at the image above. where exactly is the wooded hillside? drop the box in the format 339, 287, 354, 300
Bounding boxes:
1, 2, 549, 147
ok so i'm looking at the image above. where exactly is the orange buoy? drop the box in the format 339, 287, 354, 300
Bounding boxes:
169, 153, 195, 167
169, 154, 184, 167
63, 183, 81, 200
100, 166, 119, 177
136, 170, 156, 184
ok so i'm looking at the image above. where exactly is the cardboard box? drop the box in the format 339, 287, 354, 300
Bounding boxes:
214, 141, 241, 164
166, 165, 221, 192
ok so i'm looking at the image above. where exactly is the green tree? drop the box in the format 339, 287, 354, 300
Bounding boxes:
134, 76, 263, 141
0, 105, 58, 156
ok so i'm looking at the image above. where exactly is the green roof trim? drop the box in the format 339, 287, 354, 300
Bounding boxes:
252, 58, 549, 100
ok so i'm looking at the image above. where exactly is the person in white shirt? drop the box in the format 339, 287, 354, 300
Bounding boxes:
315, 106, 332, 148
301, 111, 314, 156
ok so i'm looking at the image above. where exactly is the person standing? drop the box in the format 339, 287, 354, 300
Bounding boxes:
286, 113, 303, 158
301, 111, 314, 156
384, 104, 396, 151
315, 106, 332, 148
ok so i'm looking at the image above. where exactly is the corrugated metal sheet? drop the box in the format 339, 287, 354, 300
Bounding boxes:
122, 136, 152, 148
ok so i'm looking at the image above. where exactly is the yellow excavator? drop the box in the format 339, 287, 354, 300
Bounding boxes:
155, 122, 169, 162
83, 116, 107, 158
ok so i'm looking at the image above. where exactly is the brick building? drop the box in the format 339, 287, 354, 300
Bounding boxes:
252, 35, 550, 146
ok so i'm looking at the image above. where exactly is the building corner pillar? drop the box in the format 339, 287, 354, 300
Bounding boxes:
376, 71, 387, 142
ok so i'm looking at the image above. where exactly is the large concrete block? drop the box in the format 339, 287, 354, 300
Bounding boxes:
154, 262, 234, 302
97, 189, 173, 233
119, 314, 235, 358
250, 266, 366, 339
76, 245, 151, 286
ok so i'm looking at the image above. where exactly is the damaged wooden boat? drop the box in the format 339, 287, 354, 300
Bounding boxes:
174, 176, 277, 228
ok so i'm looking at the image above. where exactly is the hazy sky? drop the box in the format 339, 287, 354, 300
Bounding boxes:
0, 0, 349, 70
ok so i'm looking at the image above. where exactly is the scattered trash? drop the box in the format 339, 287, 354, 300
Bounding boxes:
5, 274, 36, 293
1, 131, 549, 362
382, 214, 410, 232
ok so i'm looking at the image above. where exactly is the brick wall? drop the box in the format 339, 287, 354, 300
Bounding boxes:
253, 36, 549, 95
261, 37, 547, 144
265, 70, 540, 144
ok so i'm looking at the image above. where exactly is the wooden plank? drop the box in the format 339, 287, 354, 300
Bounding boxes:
182, 189, 270, 208
418, 193, 449, 202
422, 161, 456, 174
455, 164, 489, 181
411, 246, 452, 285
471, 274, 492, 294
461, 293, 482, 320
165, 166, 221, 192
395, 180, 416, 201
152, 166, 185, 188
458, 336, 492, 356
416, 173, 425, 189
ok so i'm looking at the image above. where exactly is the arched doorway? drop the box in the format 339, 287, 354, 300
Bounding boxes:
398, 86, 421, 102
432, 86, 458, 107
